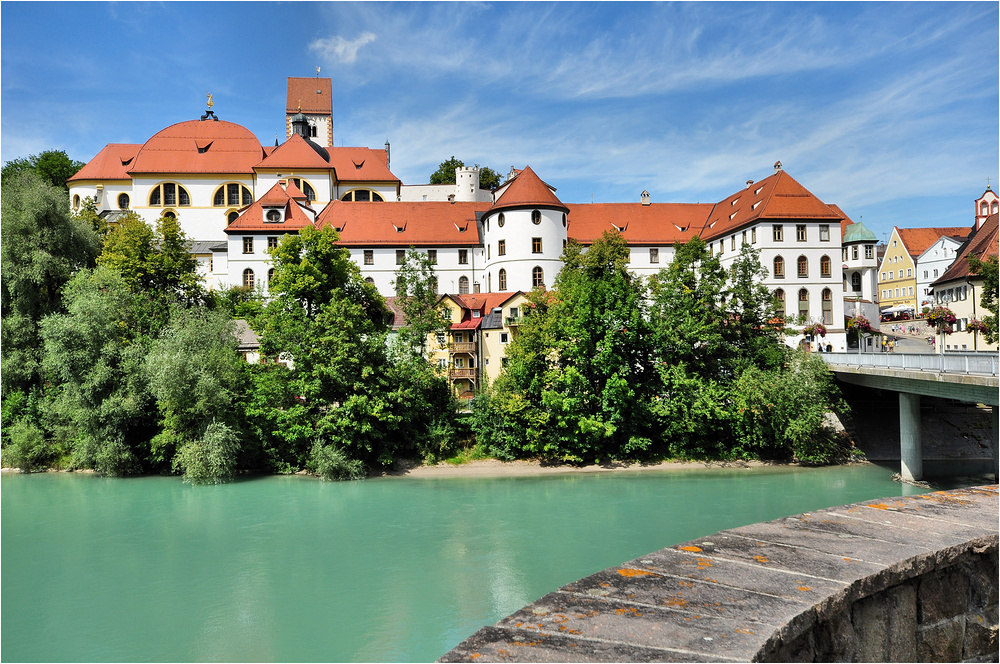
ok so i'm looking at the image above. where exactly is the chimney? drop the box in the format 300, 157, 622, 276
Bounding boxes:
640, 190, 650, 206
746, 180, 754, 189
773, 161, 782, 173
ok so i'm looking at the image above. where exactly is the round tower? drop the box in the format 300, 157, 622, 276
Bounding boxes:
455, 166, 480, 202
481, 166, 568, 293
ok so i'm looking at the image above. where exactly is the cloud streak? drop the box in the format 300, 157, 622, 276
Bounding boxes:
310, 32, 377, 64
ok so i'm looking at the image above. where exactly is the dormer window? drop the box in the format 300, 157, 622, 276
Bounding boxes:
288, 178, 316, 201
265, 209, 282, 223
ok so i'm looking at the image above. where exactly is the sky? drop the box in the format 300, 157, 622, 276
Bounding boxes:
2, 1, 997, 242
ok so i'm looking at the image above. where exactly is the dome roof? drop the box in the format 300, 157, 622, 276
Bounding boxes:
129, 118, 265, 174
843, 218, 878, 243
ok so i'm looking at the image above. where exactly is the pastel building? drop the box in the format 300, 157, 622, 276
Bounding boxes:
878, 227, 969, 312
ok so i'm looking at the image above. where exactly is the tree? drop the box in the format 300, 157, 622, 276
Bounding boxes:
1, 150, 85, 190
391, 248, 451, 358
429, 157, 504, 190
1, 171, 101, 395
969, 254, 998, 344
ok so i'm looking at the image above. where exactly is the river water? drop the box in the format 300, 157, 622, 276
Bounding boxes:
0, 464, 966, 662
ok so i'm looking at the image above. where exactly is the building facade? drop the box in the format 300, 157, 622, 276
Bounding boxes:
878, 227, 969, 312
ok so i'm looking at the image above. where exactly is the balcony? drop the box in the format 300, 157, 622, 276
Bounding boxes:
450, 342, 477, 354
449, 368, 477, 380
505, 316, 521, 327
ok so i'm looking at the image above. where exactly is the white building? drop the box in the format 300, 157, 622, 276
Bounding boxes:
915, 235, 965, 309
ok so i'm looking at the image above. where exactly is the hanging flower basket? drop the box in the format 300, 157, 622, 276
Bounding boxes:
966, 318, 990, 334
847, 316, 875, 335
924, 306, 957, 329
802, 322, 826, 338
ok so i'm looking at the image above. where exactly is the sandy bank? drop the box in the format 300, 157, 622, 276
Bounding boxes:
374, 458, 791, 479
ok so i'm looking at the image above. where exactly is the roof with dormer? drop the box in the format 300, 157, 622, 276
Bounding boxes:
68, 144, 141, 181
329, 148, 399, 184
255, 133, 330, 169
128, 118, 266, 174
933, 213, 998, 285
446, 292, 520, 330
286, 77, 333, 114
566, 203, 711, 245
896, 227, 969, 258
225, 182, 315, 232
698, 170, 843, 239
489, 165, 568, 214
316, 200, 488, 246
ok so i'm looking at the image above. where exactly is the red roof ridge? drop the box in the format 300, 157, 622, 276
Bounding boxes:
490, 165, 568, 213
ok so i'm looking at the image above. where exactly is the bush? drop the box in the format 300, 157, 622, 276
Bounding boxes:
309, 441, 366, 481
173, 421, 240, 484
93, 437, 142, 477
2, 419, 49, 472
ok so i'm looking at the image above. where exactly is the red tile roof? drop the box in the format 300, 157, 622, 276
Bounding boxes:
225, 182, 315, 232
566, 203, 711, 245
896, 227, 970, 258
256, 133, 330, 169
934, 214, 998, 284
448, 292, 518, 330
286, 77, 333, 114
316, 200, 489, 246
490, 165, 568, 213
328, 147, 398, 183
69, 144, 141, 181
827, 204, 854, 240
129, 119, 266, 174
699, 170, 842, 239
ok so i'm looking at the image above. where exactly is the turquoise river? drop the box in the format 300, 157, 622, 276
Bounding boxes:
0, 464, 974, 662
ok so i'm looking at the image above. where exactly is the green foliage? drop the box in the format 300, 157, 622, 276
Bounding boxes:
2, 419, 49, 472
429, 157, 504, 189
969, 254, 998, 344
478, 167, 503, 190
308, 441, 366, 481
173, 421, 241, 484
1, 171, 101, 395
391, 247, 450, 359
2, 150, 85, 190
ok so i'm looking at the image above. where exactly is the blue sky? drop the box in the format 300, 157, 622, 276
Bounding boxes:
2, 2, 997, 241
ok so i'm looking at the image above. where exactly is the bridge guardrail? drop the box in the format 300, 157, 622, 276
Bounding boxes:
820, 352, 998, 376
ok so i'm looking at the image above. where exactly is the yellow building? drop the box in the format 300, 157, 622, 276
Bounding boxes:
878, 226, 968, 312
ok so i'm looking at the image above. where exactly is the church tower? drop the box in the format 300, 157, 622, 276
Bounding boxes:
286, 75, 333, 147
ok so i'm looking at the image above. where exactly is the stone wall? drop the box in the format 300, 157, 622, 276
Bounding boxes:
439, 486, 998, 663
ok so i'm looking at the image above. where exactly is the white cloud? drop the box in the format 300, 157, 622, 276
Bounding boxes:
309, 32, 377, 64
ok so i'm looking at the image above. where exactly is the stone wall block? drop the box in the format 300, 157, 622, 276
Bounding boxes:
852, 584, 917, 662
917, 615, 965, 662
967, 550, 999, 610
812, 607, 853, 661
919, 566, 970, 623
962, 607, 999, 661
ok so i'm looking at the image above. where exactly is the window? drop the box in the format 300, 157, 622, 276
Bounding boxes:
288, 178, 316, 201
907, 268, 912, 277
487, 245, 490, 260
243, 237, 253, 254
364, 250, 374, 265
118, 193, 130, 210
820, 255, 831, 278
267, 268, 275, 286
895, 288, 900, 297
365, 277, 375, 285
933, 269, 938, 277
498, 213, 505, 227
436, 333, 446, 347
751, 228, 757, 244
498, 240, 506, 256
731, 235, 736, 251
396, 250, 405, 265
498, 268, 507, 291
227, 211, 239, 224
454, 357, 465, 369
773, 225, 783, 241
718, 240, 723, 255
532, 237, 542, 253
501, 357, 509, 368
819, 225, 830, 241
242, 268, 254, 288
865, 245, 874, 259
851, 272, 861, 292
265, 209, 281, 223
852, 246, 859, 260
267, 236, 279, 250
797, 256, 808, 278
472, 310, 481, 319
149, 182, 191, 207
531, 210, 541, 225
340, 189, 385, 202
649, 248, 659, 264
72, 194, 81, 210
431, 277, 438, 294
562, 213, 567, 227
796, 225, 807, 242
213, 183, 252, 207
798, 288, 809, 319
459, 276, 469, 294
532, 266, 544, 288
500, 333, 509, 343
889, 271, 894, 280
509, 307, 519, 318
774, 289, 785, 318
427, 250, 437, 264
773, 256, 785, 278
822, 288, 833, 324
881, 272, 886, 280
458, 249, 468, 265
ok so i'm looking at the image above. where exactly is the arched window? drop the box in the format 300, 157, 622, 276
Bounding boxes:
532, 266, 544, 288
797, 255, 808, 278
822, 288, 833, 324
430, 277, 438, 294
72, 194, 81, 210
340, 189, 384, 202
364, 277, 375, 285
982, 202, 989, 214
149, 182, 191, 207
227, 211, 239, 224
851, 272, 861, 292
562, 213, 567, 227
458, 276, 469, 294
774, 289, 785, 318
773, 256, 785, 278
288, 178, 316, 201
531, 210, 542, 225
267, 268, 275, 286
118, 193, 130, 210
163, 211, 176, 219
213, 183, 253, 207
798, 288, 809, 321
498, 268, 507, 291
993, 201, 998, 214
243, 268, 255, 288
820, 255, 831, 278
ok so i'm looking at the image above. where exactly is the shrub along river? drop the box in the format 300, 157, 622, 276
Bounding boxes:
0, 464, 975, 662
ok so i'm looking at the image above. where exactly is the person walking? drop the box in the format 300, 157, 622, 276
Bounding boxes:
881, 336, 888, 352
888, 338, 896, 353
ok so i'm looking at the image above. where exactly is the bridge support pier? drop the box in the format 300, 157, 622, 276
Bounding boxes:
899, 392, 922, 482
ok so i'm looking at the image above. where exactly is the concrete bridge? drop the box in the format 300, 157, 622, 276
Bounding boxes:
818, 353, 998, 482
439, 486, 998, 662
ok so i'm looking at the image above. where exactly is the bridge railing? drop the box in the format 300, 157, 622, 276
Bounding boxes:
819, 352, 998, 376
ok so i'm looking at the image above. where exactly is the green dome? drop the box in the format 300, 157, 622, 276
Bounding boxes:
843, 219, 878, 243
